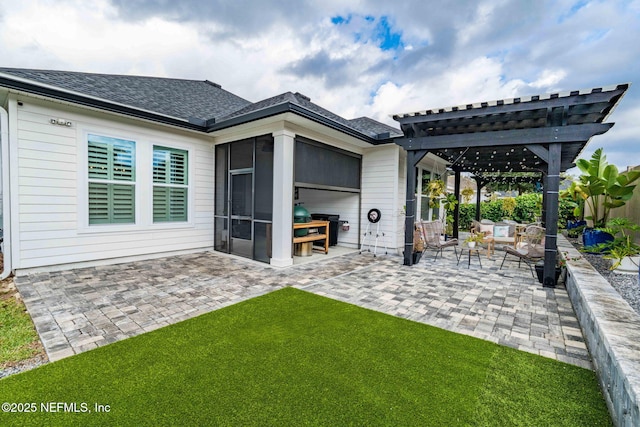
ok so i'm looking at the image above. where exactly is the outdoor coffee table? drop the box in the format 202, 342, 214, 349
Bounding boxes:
457, 243, 483, 268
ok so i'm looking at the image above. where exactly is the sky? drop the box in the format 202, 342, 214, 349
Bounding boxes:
0, 0, 639, 171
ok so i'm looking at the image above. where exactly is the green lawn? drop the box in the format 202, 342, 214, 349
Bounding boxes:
0, 292, 42, 366
0, 287, 611, 426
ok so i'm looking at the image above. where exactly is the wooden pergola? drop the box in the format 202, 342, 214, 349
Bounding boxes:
393, 84, 629, 286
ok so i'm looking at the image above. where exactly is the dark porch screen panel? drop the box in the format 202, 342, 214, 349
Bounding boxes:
295, 139, 361, 189
215, 144, 228, 216
254, 135, 274, 221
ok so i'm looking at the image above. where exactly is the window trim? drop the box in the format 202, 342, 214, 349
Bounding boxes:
152, 145, 189, 223
87, 134, 137, 225
78, 128, 195, 234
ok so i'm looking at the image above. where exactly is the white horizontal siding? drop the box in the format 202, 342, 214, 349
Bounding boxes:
360, 144, 404, 253
13, 99, 215, 271
296, 188, 359, 247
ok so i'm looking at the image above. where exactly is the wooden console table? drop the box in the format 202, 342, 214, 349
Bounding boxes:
293, 220, 330, 254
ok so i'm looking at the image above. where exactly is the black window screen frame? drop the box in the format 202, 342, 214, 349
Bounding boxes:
294, 138, 361, 190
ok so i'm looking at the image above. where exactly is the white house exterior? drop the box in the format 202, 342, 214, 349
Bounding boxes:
0, 68, 447, 275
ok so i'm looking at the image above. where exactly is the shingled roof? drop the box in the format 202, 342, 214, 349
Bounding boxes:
0, 68, 399, 143
0, 68, 251, 124
217, 91, 401, 141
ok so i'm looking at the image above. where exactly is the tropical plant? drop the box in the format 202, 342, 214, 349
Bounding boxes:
560, 180, 585, 220
596, 218, 640, 270
575, 148, 640, 228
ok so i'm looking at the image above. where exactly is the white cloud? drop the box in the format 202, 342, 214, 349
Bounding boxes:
528, 69, 568, 90
0, 0, 638, 168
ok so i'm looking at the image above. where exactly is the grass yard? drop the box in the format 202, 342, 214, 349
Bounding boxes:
0, 287, 611, 426
0, 278, 44, 367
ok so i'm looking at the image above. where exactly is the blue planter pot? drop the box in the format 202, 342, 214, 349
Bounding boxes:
582, 228, 614, 252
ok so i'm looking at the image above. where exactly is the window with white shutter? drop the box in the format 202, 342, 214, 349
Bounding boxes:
88, 135, 136, 224
153, 146, 188, 222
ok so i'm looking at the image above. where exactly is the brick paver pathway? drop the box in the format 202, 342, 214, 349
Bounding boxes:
14, 250, 591, 369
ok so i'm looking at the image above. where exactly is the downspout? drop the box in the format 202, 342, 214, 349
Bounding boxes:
0, 106, 11, 279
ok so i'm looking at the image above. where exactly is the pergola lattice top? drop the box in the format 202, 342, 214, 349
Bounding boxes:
393, 84, 629, 174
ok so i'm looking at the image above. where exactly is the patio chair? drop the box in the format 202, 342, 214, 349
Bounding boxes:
499, 225, 545, 277
420, 220, 458, 261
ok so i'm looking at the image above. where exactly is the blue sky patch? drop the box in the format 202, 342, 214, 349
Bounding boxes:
331, 14, 404, 52
331, 15, 350, 25
375, 16, 403, 51
558, 0, 589, 23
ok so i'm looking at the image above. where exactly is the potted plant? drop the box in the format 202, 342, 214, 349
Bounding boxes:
560, 181, 586, 233
574, 149, 640, 249
597, 218, 640, 274
411, 226, 425, 263
464, 233, 485, 249
535, 254, 569, 285
427, 179, 446, 208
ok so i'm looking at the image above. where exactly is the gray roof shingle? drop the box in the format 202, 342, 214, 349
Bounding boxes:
0, 67, 398, 143
218, 91, 400, 139
0, 68, 251, 122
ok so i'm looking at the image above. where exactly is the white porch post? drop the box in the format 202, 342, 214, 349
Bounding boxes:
270, 129, 295, 267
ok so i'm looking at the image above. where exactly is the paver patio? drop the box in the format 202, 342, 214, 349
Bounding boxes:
14, 249, 592, 369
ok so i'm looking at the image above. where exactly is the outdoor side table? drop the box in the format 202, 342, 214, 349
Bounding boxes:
483, 236, 495, 258
457, 243, 483, 268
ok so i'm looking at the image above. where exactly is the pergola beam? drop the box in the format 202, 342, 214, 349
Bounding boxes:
395, 123, 613, 151
526, 144, 549, 163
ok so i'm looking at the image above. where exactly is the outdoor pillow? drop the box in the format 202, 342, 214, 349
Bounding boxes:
493, 225, 510, 238
479, 224, 493, 235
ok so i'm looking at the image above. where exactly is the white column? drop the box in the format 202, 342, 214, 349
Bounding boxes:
270, 129, 295, 267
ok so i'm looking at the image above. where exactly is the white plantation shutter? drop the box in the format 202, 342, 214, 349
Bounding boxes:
153, 146, 188, 222
88, 135, 135, 224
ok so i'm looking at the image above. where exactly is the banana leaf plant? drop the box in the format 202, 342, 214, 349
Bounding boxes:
575, 148, 640, 228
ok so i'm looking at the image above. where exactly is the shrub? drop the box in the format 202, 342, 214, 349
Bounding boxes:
458, 204, 476, 230
557, 197, 576, 230
481, 199, 506, 222
512, 193, 541, 223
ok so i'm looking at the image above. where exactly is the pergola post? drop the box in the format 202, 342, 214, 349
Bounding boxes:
453, 167, 461, 239
473, 176, 483, 221
543, 143, 561, 287
541, 173, 548, 227
403, 150, 428, 266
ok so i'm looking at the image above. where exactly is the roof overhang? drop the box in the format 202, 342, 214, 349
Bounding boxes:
0, 72, 204, 132
0, 72, 389, 146
207, 102, 388, 145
